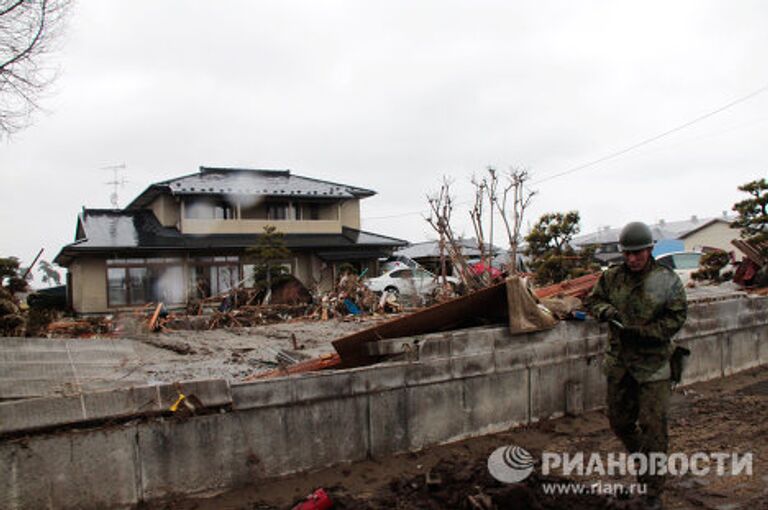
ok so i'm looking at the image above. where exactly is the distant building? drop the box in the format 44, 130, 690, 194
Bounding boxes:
677, 217, 744, 257
55, 167, 407, 313
394, 239, 526, 275
573, 214, 741, 265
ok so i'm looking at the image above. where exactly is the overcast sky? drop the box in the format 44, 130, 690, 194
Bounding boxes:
1, 0, 766, 282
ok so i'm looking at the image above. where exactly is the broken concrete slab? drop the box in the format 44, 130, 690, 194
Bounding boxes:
0, 379, 232, 435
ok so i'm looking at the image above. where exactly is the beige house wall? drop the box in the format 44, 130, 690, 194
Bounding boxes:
339, 199, 361, 229
150, 195, 180, 228
683, 221, 745, 259
70, 258, 107, 313
292, 253, 316, 290
181, 218, 342, 235
309, 254, 335, 292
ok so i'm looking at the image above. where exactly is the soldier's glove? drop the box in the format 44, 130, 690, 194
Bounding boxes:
598, 306, 621, 323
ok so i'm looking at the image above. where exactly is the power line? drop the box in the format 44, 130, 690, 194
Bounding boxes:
533, 82, 768, 185
363, 82, 768, 221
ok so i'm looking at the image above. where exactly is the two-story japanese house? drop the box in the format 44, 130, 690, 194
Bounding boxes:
54, 167, 407, 313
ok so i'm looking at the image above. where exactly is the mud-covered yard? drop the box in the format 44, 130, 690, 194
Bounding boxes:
152, 365, 768, 510
125, 315, 393, 383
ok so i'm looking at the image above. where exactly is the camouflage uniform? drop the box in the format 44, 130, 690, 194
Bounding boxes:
587, 258, 687, 496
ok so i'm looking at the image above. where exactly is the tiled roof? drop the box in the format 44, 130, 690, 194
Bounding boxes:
128, 167, 375, 208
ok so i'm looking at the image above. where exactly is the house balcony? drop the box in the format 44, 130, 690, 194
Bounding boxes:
180, 218, 343, 235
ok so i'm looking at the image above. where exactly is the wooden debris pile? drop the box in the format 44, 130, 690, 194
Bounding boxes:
156, 303, 312, 331
47, 316, 114, 338
312, 272, 399, 320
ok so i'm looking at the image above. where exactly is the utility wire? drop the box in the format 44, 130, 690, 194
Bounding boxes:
363, 83, 768, 221
533, 82, 768, 185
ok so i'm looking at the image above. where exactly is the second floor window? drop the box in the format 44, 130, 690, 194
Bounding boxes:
185, 199, 234, 219
266, 203, 299, 220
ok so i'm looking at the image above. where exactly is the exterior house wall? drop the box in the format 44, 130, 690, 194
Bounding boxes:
149, 195, 180, 228
293, 253, 315, 288
683, 221, 745, 259
180, 219, 342, 235
70, 258, 107, 313
340, 199, 361, 229
310, 254, 335, 292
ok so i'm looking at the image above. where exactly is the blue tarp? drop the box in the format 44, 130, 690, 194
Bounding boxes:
653, 239, 684, 257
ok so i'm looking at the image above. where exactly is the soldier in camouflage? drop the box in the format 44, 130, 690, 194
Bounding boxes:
587, 221, 687, 509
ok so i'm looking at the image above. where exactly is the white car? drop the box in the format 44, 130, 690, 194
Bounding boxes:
379, 254, 421, 272
655, 251, 702, 284
365, 268, 459, 297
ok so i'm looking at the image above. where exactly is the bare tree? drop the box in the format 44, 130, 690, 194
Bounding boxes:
484, 166, 498, 272
426, 177, 483, 291
471, 166, 535, 278
1, 0, 72, 137
496, 167, 536, 274
469, 173, 487, 266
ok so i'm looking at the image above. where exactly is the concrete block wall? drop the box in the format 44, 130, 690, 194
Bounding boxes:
1, 295, 767, 509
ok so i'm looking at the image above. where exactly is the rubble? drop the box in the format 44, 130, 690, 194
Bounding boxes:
732, 238, 768, 288
46, 316, 113, 337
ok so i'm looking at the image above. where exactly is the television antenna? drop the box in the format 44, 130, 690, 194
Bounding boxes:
102, 164, 128, 209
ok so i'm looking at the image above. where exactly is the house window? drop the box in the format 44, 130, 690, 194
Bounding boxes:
106, 258, 185, 307
189, 256, 240, 298
107, 266, 150, 306
296, 203, 320, 220
242, 261, 292, 287
185, 199, 234, 219
267, 203, 289, 220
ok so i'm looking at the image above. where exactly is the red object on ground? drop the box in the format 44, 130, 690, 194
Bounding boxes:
470, 261, 504, 280
291, 488, 333, 510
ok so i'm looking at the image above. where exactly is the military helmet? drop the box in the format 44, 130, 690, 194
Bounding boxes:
618, 221, 654, 252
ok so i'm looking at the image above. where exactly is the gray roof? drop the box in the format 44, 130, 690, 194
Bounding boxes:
55, 209, 406, 265
128, 167, 375, 209
572, 216, 735, 247
396, 238, 501, 259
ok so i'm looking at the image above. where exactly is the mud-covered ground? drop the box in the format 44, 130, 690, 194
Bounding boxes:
151, 365, 768, 510
121, 315, 394, 383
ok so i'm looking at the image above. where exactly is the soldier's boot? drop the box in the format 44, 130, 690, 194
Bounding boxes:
641, 495, 663, 510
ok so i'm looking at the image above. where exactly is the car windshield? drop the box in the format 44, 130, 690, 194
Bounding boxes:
673, 253, 701, 270
414, 269, 434, 279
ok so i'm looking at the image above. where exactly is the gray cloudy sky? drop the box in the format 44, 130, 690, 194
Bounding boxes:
1, 0, 767, 279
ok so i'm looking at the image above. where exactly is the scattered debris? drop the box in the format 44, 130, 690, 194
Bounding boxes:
732, 238, 768, 288
251, 353, 341, 380
332, 273, 600, 368
47, 316, 113, 338
148, 302, 164, 332
290, 488, 333, 510
506, 275, 557, 333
